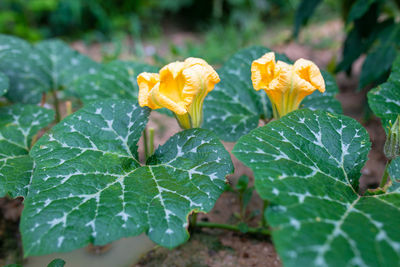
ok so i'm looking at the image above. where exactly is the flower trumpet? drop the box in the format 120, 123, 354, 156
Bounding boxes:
137, 58, 220, 129
251, 52, 325, 119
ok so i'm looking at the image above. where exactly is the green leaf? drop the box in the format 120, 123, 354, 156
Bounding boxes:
0, 34, 50, 103
358, 21, 400, 89
359, 43, 395, 89
0, 105, 54, 198
68, 60, 172, 116
47, 258, 66, 267
293, 0, 323, 37
347, 0, 379, 23
368, 55, 400, 129
335, 18, 392, 74
21, 99, 233, 256
0, 71, 9, 96
69, 60, 157, 103
234, 109, 400, 266
35, 39, 100, 90
0, 36, 98, 104
335, 28, 367, 73
204, 46, 342, 142
388, 157, 400, 193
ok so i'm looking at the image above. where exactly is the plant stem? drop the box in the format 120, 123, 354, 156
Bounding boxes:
143, 127, 155, 161
196, 222, 270, 236
143, 128, 149, 160
261, 200, 269, 228
380, 160, 391, 188
52, 90, 61, 122
190, 212, 198, 230
40, 92, 46, 107
149, 128, 155, 155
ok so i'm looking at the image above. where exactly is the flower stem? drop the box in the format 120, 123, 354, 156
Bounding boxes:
143, 128, 155, 161
380, 160, 392, 188
143, 128, 149, 160
196, 222, 270, 236
149, 128, 155, 155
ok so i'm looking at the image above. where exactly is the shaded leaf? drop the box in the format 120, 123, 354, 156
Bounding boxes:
347, 0, 379, 23
0, 34, 50, 103
0, 36, 99, 104
69, 60, 157, 103
35, 39, 100, 90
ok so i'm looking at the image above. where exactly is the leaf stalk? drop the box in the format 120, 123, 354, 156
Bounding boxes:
380, 159, 391, 188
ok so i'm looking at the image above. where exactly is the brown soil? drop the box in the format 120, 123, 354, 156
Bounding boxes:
0, 18, 388, 267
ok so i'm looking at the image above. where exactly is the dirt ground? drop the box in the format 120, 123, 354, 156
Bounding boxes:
0, 19, 388, 267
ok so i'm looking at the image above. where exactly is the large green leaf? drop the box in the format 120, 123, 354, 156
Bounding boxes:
203, 46, 342, 142
35, 39, 100, 90
233, 109, 400, 267
21, 99, 233, 256
0, 105, 54, 198
0, 35, 50, 103
0, 72, 9, 96
368, 55, 400, 129
68, 60, 156, 103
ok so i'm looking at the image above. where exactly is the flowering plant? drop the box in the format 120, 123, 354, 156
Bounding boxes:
0, 34, 399, 267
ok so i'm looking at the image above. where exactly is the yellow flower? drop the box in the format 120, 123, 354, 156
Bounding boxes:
251, 52, 325, 119
137, 58, 220, 129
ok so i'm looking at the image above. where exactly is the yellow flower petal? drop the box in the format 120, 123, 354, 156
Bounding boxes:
151, 83, 187, 115
251, 52, 277, 91
293, 58, 325, 93
251, 53, 326, 119
184, 57, 209, 68
137, 72, 161, 109
137, 57, 220, 128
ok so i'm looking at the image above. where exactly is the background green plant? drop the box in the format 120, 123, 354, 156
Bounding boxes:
295, 0, 400, 89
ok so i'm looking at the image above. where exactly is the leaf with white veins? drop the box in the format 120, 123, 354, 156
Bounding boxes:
0, 105, 54, 198
233, 109, 400, 267
21, 99, 233, 256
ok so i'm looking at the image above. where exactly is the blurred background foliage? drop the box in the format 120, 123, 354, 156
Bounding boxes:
1, 0, 300, 41
2, 0, 400, 90
0, 0, 339, 65
295, 0, 400, 89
